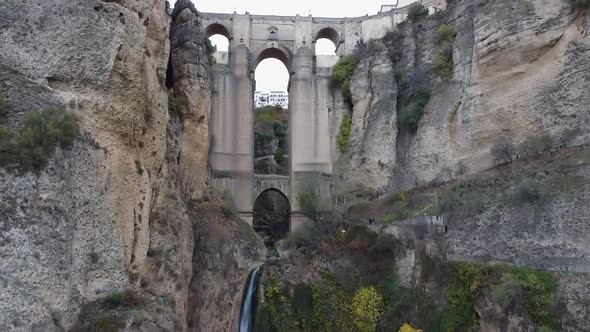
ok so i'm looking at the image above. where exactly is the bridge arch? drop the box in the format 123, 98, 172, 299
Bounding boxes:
253, 188, 291, 245
204, 22, 231, 39
314, 27, 341, 49
251, 44, 293, 73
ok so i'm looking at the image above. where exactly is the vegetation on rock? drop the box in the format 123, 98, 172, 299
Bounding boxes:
0, 103, 78, 171
336, 114, 352, 153
491, 136, 515, 164
297, 184, 320, 220
399, 323, 423, 332
443, 262, 558, 330
351, 286, 384, 332
205, 37, 216, 64
254, 105, 288, 174
434, 24, 457, 79
168, 92, 181, 116
406, 3, 429, 22
332, 55, 358, 100
399, 86, 431, 131
0, 91, 9, 121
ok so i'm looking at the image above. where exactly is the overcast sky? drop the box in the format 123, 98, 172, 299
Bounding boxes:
171, 0, 414, 91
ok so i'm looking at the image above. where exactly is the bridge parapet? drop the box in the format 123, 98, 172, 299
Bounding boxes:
253, 175, 291, 201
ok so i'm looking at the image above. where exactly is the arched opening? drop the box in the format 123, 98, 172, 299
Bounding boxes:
253, 47, 290, 176
315, 39, 337, 55
253, 189, 290, 249
205, 23, 230, 63
209, 34, 229, 52
315, 27, 340, 55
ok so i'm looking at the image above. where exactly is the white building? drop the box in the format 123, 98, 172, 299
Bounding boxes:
254, 90, 289, 109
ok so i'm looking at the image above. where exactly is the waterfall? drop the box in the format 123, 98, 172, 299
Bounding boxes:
238, 266, 262, 332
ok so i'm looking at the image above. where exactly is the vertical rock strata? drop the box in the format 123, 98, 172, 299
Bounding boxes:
334, 0, 590, 194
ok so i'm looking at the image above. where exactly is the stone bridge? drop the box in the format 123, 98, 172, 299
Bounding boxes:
202, 4, 445, 227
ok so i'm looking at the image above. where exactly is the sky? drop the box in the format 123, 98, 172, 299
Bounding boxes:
171, 0, 414, 91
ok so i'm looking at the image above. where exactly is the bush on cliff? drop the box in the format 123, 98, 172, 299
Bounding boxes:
352, 286, 384, 332
205, 37, 216, 64
168, 92, 181, 116
406, 3, 429, 22
434, 24, 457, 79
399, 87, 431, 131
332, 55, 358, 100
336, 115, 352, 153
0, 91, 9, 122
297, 185, 320, 220
490, 136, 514, 164
442, 262, 558, 331
14, 108, 78, 171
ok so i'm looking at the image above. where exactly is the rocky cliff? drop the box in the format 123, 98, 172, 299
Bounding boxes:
334, 0, 590, 196
0, 0, 264, 330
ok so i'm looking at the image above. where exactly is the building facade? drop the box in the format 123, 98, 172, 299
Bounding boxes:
254, 90, 289, 108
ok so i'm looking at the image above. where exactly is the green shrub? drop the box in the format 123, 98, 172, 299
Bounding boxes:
399, 87, 430, 131
490, 136, 515, 164
221, 189, 238, 217
274, 146, 285, 164
511, 178, 546, 206
406, 3, 429, 22
332, 56, 358, 100
297, 185, 319, 220
434, 24, 457, 79
205, 37, 217, 64
255, 105, 284, 125
102, 290, 141, 309
442, 262, 487, 330
168, 92, 181, 116
352, 286, 384, 332
518, 134, 553, 158
443, 263, 559, 331
15, 108, 78, 171
511, 268, 558, 328
0, 91, 9, 123
491, 275, 518, 308
336, 115, 352, 153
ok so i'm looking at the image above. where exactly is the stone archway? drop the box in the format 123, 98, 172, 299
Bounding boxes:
253, 188, 291, 248
204, 22, 231, 39
315, 27, 341, 47
250, 44, 293, 74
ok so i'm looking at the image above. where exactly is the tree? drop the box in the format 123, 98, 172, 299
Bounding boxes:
490, 136, 514, 164
399, 323, 423, 332
517, 133, 553, 159
406, 3, 429, 22
15, 108, 78, 170
352, 286, 384, 332
332, 56, 358, 100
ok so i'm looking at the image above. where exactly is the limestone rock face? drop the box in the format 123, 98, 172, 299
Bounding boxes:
335, 0, 590, 194
0, 0, 174, 329
334, 48, 398, 196
171, 0, 210, 201
187, 203, 266, 332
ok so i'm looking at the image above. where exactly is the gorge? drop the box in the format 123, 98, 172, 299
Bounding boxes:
0, 0, 589, 331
